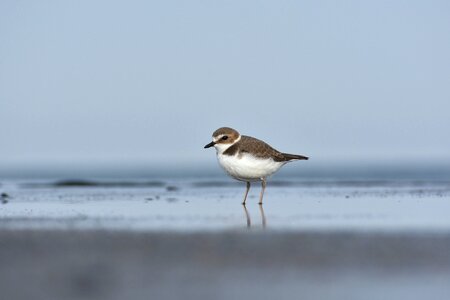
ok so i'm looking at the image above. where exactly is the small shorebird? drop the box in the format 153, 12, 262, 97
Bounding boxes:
204, 127, 308, 205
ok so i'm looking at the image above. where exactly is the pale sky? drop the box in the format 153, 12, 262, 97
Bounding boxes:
1, 1, 449, 170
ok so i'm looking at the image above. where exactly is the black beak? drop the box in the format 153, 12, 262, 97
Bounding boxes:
204, 141, 215, 149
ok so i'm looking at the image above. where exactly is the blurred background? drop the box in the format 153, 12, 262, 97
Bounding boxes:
1, 0, 449, 179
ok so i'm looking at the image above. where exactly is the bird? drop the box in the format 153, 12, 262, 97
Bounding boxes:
204, 127, 308, 205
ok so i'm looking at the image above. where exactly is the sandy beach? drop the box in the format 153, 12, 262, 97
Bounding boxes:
1, 178, 450, 299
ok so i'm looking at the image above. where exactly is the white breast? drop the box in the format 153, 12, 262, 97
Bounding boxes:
217, 152, 285, 181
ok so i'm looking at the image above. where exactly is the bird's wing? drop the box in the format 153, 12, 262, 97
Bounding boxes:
238, 136, 286, 162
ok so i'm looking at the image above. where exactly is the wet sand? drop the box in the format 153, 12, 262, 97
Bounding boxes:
1, 178, 450, 299
2, 230, 450, 300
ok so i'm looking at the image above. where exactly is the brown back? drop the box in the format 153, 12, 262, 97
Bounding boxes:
223, 135, 295, 162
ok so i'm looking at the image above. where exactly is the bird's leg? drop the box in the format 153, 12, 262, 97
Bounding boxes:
259, 178, 266, 205
242, 181, 251, 205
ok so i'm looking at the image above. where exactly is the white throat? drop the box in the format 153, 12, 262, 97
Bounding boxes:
214, 135, 241, 154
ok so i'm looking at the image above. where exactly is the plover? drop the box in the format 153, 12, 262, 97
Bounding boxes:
204, 127, 308, 205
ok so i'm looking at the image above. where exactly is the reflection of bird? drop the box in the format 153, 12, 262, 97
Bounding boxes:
204, 127, 308, 205
242, 204, 267, 228
243, 205, 251, 228
259, 204, 266, 228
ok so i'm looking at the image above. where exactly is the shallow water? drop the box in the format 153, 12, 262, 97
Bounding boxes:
1, 178, 450, 231
2, 178, 450, 300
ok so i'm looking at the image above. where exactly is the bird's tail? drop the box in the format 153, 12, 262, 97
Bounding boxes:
282, 153, 309, 161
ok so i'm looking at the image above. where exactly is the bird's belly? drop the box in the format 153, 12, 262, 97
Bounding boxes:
217, 153, 284, 181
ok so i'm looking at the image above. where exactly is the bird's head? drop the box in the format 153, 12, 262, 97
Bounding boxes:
204, 127, 241, 153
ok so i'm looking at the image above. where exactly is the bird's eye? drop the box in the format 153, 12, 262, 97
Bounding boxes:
221, 136, 228, 140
